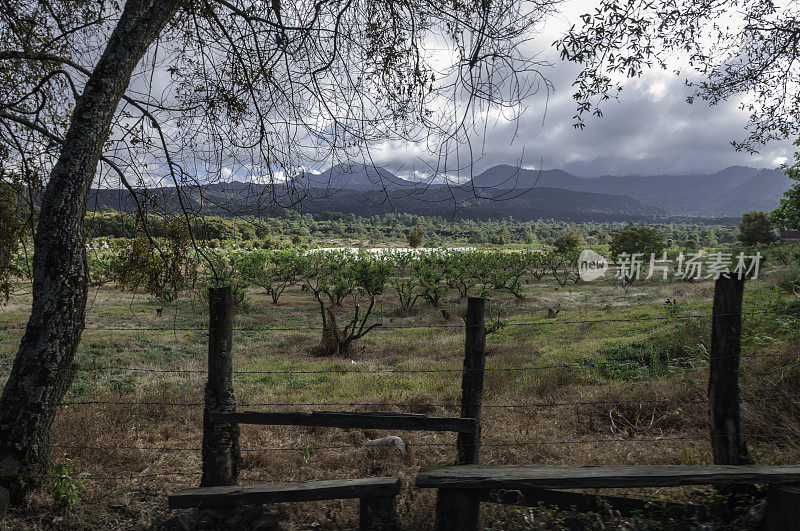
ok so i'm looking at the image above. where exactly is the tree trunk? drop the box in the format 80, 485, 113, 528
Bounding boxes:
0, 0, 183, 502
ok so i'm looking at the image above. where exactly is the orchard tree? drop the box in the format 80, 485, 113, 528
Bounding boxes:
109, 218, 196, 301
738, 210, 776, 246
303, 251, 391, 356
387, 250, 421, 314
0, 0, 560, 501
236, 248, 300, 304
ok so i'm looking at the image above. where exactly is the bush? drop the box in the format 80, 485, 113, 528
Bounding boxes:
776, 266, 800, 293
407, 226, 425, 248
50, 460, 87, 513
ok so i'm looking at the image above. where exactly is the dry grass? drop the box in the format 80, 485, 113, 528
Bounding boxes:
0, 272, 798, 529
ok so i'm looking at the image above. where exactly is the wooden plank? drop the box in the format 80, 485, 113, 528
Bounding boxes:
480, 487, 697, 518
416, 465, 800, 490
211, 411, 478, 433
169, 477, 401, 509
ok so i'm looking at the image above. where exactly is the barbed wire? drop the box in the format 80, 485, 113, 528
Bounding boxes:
0, 309, 781, 334
47, 430, 800, 457
40, 471, 202, 480
2, 394, 798, 410
1, 350, 794, 377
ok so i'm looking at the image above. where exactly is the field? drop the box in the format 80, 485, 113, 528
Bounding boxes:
1, 245, 799, 530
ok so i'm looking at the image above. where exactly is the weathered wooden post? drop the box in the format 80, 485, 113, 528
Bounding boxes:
767, 485, 800, 530
360, 495, 400, 530
457, 296, 487, 465
436, 296, 486, 531
708, 274, 750, 466
201, 286, 241, 487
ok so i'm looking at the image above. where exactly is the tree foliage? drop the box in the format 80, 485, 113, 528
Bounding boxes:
738, 210, 776, 246
771, 139, 800, 230
109, 219, 196, 302
553, 230, 584, 254
407, 226, 425, 249
609, 226, 665, 257
0, 177, 26, 304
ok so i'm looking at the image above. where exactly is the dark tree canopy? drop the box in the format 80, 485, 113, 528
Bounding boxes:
555, 0, 800, 151
609, 225, 664, 257
738, 210, 776, 246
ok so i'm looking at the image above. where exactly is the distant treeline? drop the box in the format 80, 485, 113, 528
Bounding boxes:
84, 209, 739, 248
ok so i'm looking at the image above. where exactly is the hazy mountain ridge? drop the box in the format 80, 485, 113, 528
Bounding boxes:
471, 164, 791, 216
86, 163, 788, 222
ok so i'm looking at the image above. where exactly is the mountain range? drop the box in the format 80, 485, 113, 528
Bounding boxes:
470, 165, 791, 217
87, 163, 792, 222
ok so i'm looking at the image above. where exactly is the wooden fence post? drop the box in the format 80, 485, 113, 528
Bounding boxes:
436, 297, 486, 531
201, 286, 241, 487
709, 275, 751, 466
456, 296, 486, 465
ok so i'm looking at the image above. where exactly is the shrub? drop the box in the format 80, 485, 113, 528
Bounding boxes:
50, 460, 87, 513
407, 226, 425, 248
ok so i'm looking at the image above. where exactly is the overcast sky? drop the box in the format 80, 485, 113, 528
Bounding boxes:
374, 0, 796, 179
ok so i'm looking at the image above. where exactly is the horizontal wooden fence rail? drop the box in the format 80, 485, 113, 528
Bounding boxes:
416, 464, 800, 490
169, 477, 402, 509
211, 411, 478, 433
419, 464, 800, 531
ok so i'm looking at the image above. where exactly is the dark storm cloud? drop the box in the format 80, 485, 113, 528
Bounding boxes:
380, 37, 796, 178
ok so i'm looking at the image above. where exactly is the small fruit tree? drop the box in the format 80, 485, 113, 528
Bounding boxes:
303, 250, 391, 356
413, 250, 450, 307
236, 248, 301, 304
386, 250, 421, 314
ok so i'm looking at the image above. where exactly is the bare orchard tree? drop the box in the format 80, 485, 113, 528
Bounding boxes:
0, 0, 559, 501
555, 0, 800, 152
